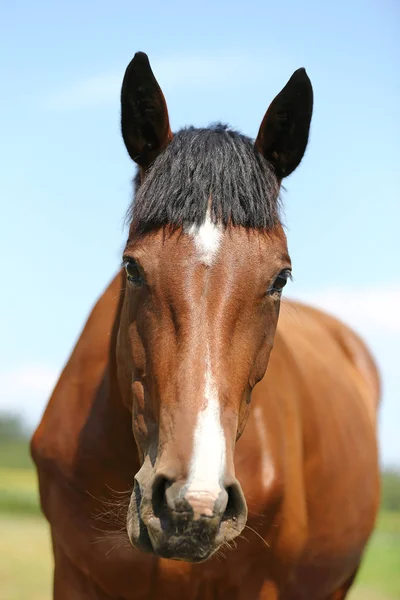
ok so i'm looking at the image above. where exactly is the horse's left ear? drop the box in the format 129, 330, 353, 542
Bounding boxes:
255, 68, 313, 179
121, 52, 173, 168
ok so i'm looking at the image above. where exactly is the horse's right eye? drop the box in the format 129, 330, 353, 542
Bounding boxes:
123, 259, 144, 285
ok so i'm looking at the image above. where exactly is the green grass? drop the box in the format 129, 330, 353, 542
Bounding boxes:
349, 512, 400, 599
0, 467, 41, 515
0, 439, 41, 514
0, 515, 52, 600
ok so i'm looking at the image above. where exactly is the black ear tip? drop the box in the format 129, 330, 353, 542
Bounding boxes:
123, 52, 153, 86
132, 51, 150, 65
291, 67, 312, 86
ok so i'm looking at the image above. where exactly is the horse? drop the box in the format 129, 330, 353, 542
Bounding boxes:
31, 52, 380, 599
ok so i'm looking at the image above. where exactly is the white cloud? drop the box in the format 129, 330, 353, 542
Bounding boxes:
42, 54, 258, 110
289, 283, 400, 336
0, 364, 58, 428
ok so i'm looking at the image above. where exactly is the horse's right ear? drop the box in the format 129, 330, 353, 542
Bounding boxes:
121, 52, 173, 168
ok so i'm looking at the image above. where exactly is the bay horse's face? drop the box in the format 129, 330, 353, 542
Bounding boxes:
117, 53, 313, 562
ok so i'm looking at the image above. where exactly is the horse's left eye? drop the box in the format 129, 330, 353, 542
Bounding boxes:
268, 270, 291, 295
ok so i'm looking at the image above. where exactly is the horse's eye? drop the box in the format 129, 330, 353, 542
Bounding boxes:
268, 270, 291, 295
124, 259, 143, 285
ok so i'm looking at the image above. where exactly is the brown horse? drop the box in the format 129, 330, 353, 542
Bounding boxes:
31, 52, 380, 599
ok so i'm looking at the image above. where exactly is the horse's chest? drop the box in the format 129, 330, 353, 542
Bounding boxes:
57, 519, 269, 600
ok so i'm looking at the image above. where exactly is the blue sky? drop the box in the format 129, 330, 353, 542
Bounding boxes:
1, 1, 399, 465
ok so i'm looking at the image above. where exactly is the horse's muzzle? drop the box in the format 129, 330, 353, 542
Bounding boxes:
126, 467, 248, 562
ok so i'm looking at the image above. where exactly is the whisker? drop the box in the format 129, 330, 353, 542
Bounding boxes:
247, 508, 267, 518
105, 542, 119, 557
105, 483, 133, 496
244, 524, 270, 549
238, 534, 251, 545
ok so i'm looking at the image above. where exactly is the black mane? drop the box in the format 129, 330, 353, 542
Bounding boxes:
127, 124, 281, 233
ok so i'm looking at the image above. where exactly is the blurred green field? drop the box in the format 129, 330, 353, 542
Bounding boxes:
1, 436, 399, 599
0, 515, 52, 600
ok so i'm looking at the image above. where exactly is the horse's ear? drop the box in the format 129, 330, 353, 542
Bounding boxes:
121, 52, 173, 168
255, 68, 313, 179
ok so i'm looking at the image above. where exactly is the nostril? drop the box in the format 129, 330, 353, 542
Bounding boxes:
152, 474, 171, 518
223, 485, 238, 521
223, 483, 247, 526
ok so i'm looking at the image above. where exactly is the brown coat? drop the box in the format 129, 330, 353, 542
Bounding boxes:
32, 272, 380, 599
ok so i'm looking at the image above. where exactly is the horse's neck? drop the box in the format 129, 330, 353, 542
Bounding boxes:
71, 271, 140, 495
72, 366, 139, 494
33, 272, 140, 497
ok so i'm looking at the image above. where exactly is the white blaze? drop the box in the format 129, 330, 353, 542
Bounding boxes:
185, 211, 225, 515
186, 348, 226, 503
187, 211, 222, 266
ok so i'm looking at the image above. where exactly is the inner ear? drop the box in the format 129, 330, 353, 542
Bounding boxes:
255, 68, 313, 179
121, 52, 173, 168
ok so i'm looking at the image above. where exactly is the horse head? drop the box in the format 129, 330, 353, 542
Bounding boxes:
116, 52, 313, 562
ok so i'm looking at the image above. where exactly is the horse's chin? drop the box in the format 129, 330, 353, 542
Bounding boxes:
147, 522, 218, 563
126, 511, 220, 563
127, 502, 245, 563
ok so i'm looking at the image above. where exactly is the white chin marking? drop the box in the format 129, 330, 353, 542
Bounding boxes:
187, 211, 222, 266
186, 348, 226, 505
